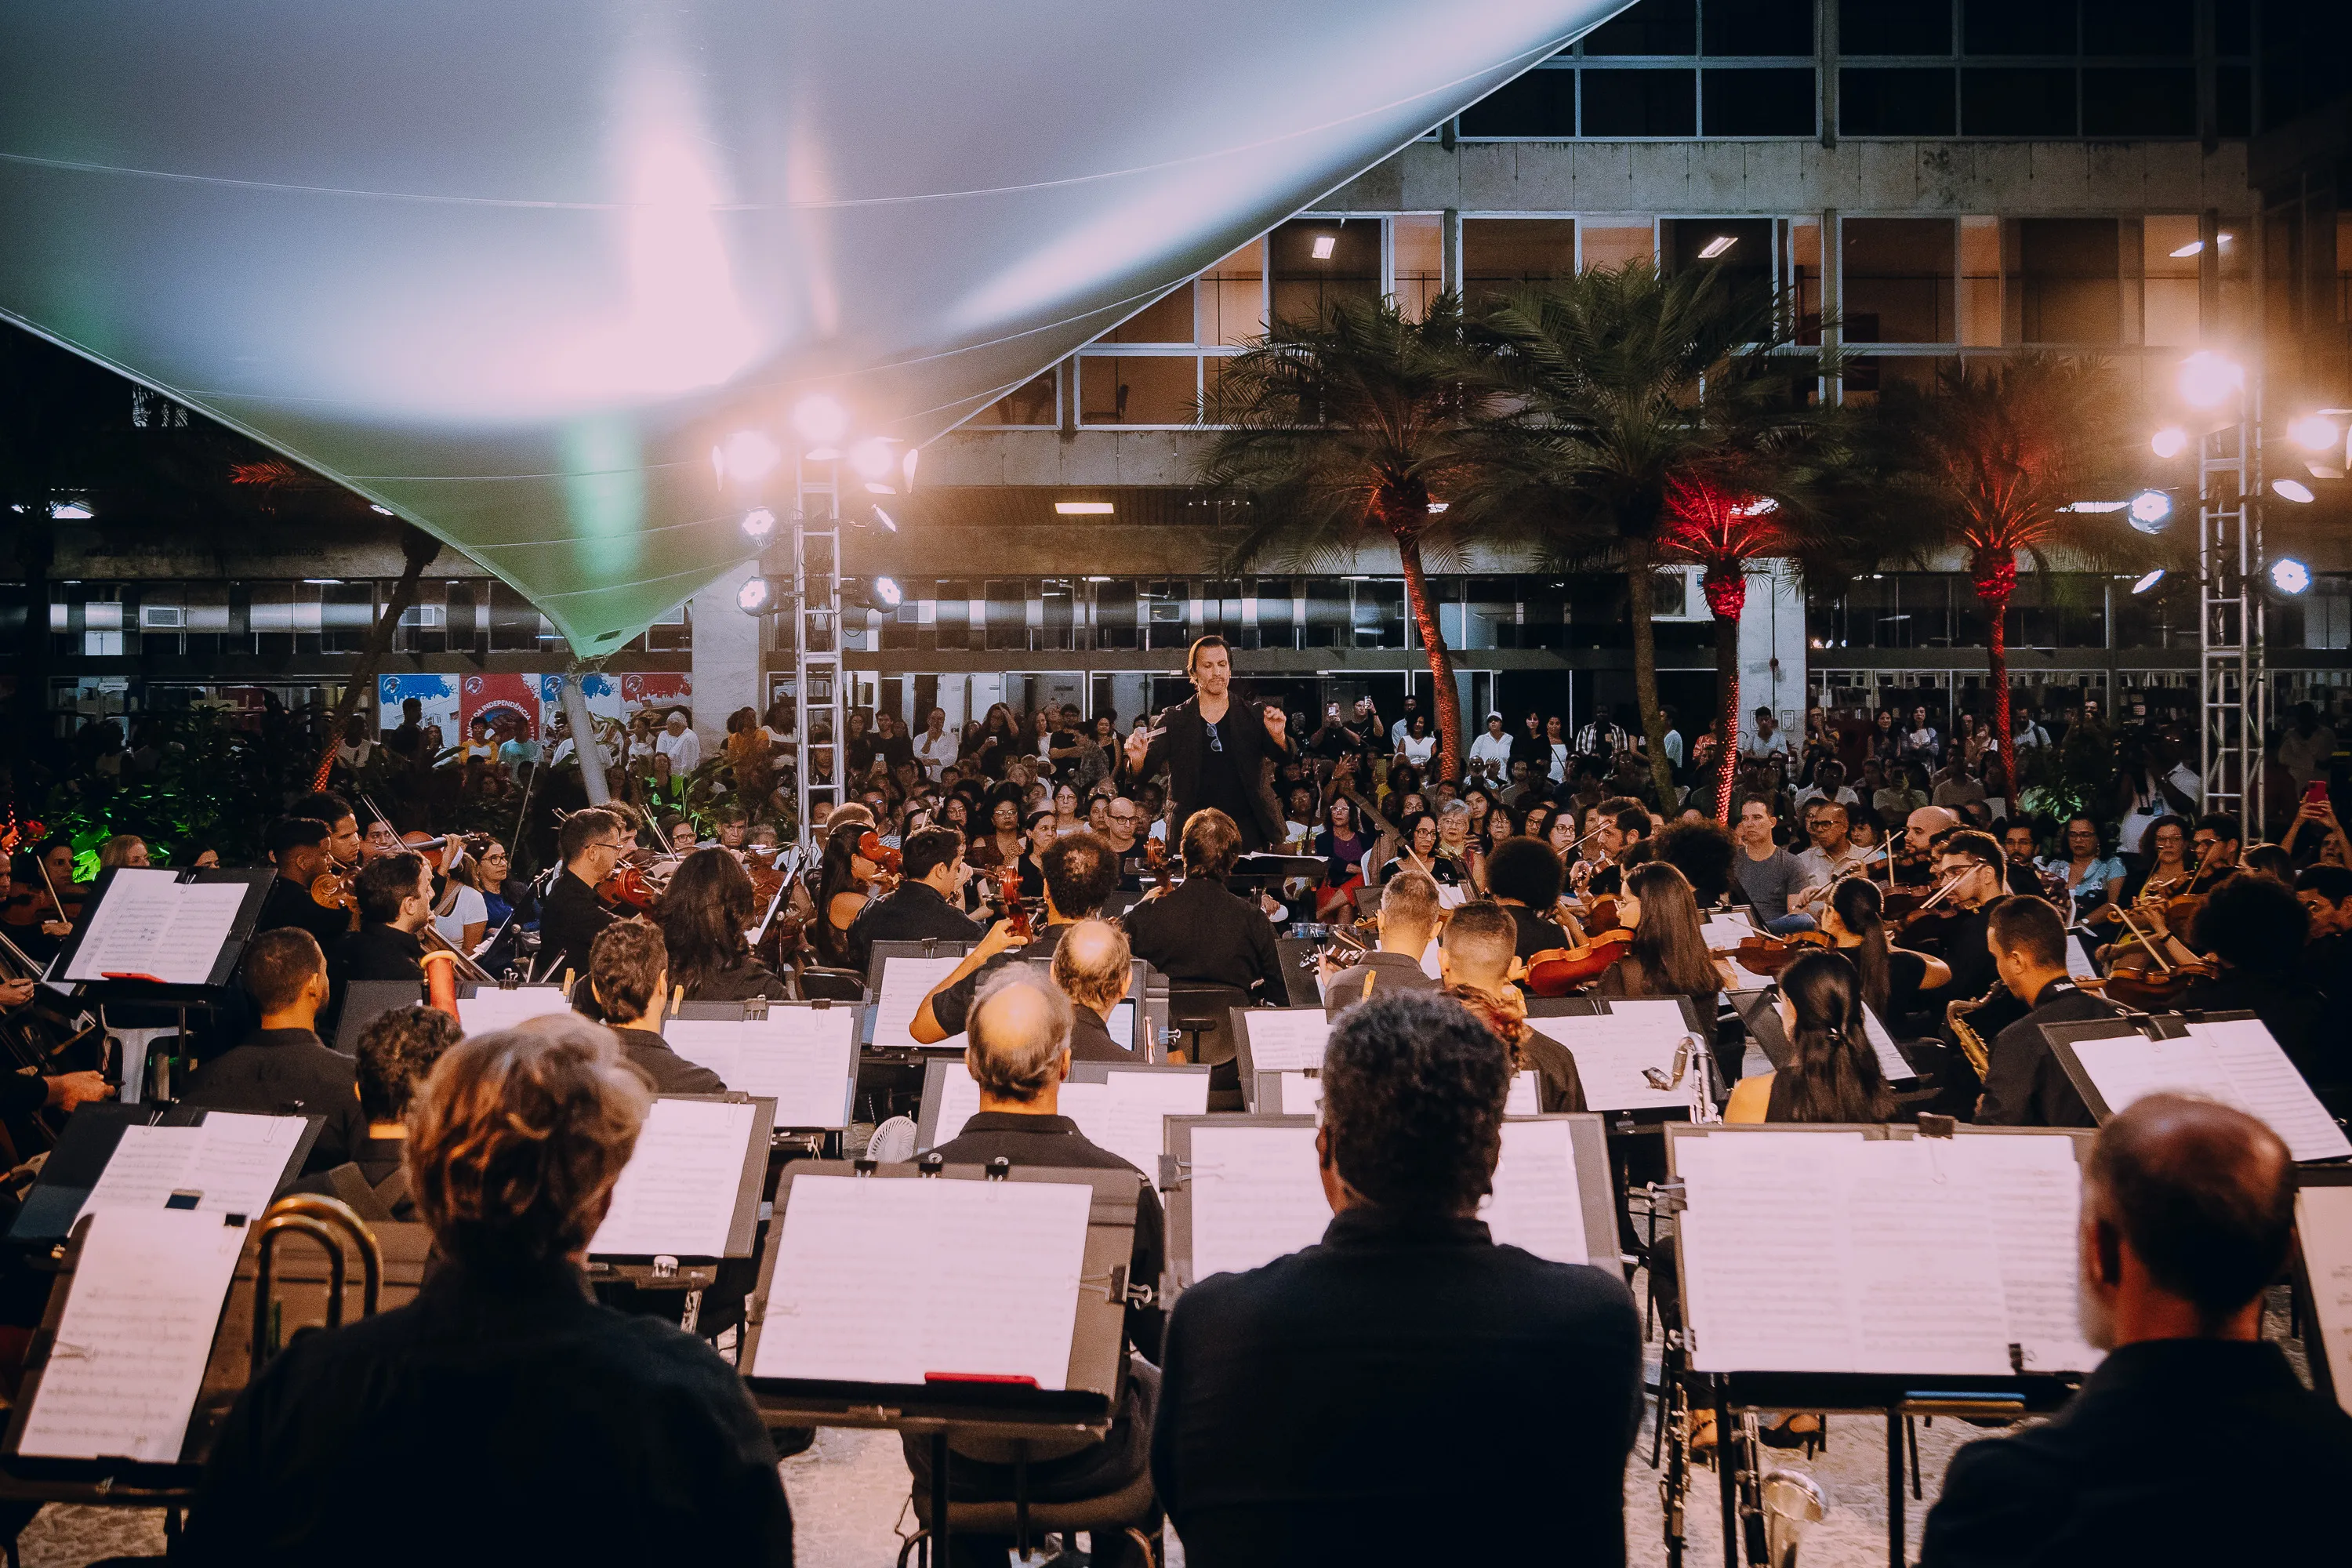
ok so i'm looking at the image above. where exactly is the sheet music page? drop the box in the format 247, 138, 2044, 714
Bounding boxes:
18, 1209, 248, 1461
1842, 1141, 2015, 1375
588, 1099, 757, 1258
1107, 1002, 1135, 1049
1860, 1007, 1915, 1083
872, 956, 966, 1052
1436, 883, 1468, 909
1188, 1124, 1328, 1281
1083, 1070, 1210, 1178
752, 1174, 1093, 1388
64, 870, 248, 985
1243, 1009, 1330, 1073
79, 1114, 303, 1220
1526, 1015, 1694, 1113
1276, 1072, 1321, 1114
2188, 1018, 2352, 1163
2295, 1186, 2352, 1416
1504, 1072, 1540, 1115
455, 988, 572, 1036
666, 1013, 858, 1130
2067, 1034, 2250, 1120
2064, 933, 2100, 982
1958, 1135, 2103, 1374
1481, 1118, 1588, 1267
1679, 1134, 1868, 1373
927, 1062, 984, 1148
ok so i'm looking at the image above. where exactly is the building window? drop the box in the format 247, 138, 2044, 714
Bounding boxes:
2082, 67, 2197, 137
1094, 580, 1139, 651
1392, 215, 1444, 321
1458, 67, 1576, 137
1701, 68, 1814, 135
1196, 239, 1265, 347
1585, 0, 1696, 56
1703, 0, 1811, 55
321, 583, 375, 655
1269, 220, 1380, 326
1103, 286, 1195, 346
1582, 222, 1654, 271
1841, 68, 1957, 136
2141, 215, 2205, 347
1839, 0, 1950, 55
984, 579, 1028, 651
1843, 219, 1957, 345
1962, 0, 2076, 56
1463, 219, 1577, 303
1078, 355, 1196, 426
1583, 69, 1698, 136
1961, 67, 2077, 136
969, 372, 1058, 428
1142, 580, 1191, 650
2016, 219, 2120, 345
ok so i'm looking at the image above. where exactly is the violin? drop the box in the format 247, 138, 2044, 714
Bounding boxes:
309, 868, 358, 912
1722, 930, 1835, 978
1525, 929, 1634, 996
995, 862, 1033, 942
597, 862, 664, 912
401, 830, 448, 871
858, 831, 903, 877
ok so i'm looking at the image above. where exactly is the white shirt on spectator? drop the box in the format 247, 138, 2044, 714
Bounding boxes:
656, 726, 702, 773
1468, 731, 1515, 771
913, 728, 958, 781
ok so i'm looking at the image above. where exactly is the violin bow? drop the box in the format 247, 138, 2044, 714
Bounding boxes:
2111, 908, 2175, 974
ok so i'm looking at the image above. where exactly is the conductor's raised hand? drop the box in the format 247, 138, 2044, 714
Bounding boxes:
1123, 722, 1160, 773
1261, 704, 1288, 748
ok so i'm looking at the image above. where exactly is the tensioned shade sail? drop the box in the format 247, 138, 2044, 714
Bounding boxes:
0, 0, 1629, 650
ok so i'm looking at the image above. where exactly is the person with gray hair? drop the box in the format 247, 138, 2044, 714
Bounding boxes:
1922, 1094, 2352, 1566
1319, 868, 1444, 1016
904, 968, 1166, 1565
183, 1018, 793, 1563
1051, 917, 1138, 1061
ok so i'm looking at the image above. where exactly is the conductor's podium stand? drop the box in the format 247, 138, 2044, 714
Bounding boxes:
0, 1199, 428, 1515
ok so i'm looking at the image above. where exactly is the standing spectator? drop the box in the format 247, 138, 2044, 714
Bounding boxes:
653, 709, 700, 789
1899, 702, 1942, 767
912, 706, 958, 782
1467, 713, 1514, 777
1396, 713, 1438, 769
1575, 707, 1630, 760
1740, 706, 1789, 773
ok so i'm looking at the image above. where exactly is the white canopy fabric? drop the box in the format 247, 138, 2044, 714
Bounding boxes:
0, 1, 1627, 648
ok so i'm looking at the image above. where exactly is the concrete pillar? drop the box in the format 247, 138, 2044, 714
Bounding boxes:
689, 577, 764, 758
1737, 561, 1809, 748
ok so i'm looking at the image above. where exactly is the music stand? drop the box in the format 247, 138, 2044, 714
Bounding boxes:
668, 999, 861, 1137
7, 1105, 322, 1245
1225, 854, 1327, 891
2291, 1163, 2352, 1417
1664, 1121, 2096, 1567
1254, 1066, 1546, 1119
914, 1058, 1211, 1173
1733, 990, 1918, 1085
2041, 1010, 2352, 1164
583, 1094, 772, 1303
864, 939, 971, 1051
741, 1160, 1144, 1566
1522, 996, 1715, 1124
1227, 1007, 1332, 1108
1017, 955, 1167, 1058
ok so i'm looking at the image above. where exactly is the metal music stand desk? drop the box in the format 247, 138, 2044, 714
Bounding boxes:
6, 1105, 323, 1247
584, 1093, 772, 1319
741, 1160, 1143, 1566
2290, 1163, 2352, 1416
863, 939, 973, 1051
2041, 1008, 2351, 1164
913, 1058, 1212, 1154
671, 997, 860, 1161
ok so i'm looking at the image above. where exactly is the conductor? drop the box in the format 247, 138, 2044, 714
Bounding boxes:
1121, 635, 1292, 853
1151, 991, 1642, 1565
1921, 1094, 2352, 1566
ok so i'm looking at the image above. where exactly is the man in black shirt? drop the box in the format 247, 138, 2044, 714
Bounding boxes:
1976, 895, 2118, 1127
539, 808, 624, 985
906, 971, 1162, 1563
182, 1018, 792, 1566
1121, 635, 1292, 852
1912, 830, 2006, 1035
1922, 1095, 2352, 1566
588, 919, 725, 1094
1317, 869, 1443, 1016
911, 831, 1120, 1041
2292, 864, 2352, 1006
346, 1005, 462, 1195
181, 928, 368, 1174
1152, 993, 1641, 1564
289, 789, 365, 875
1438, 902, 1586, 1112
331, 852, 432, 989
255, 818, 355, 951
845, 824, 979, 976
1123, 809, 1287, 1005
1484, 837, 1570, 961
1051, 919, 1141, 1060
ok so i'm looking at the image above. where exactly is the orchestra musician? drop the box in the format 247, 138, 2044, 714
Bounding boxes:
251, 818, 342, 946
180, 1019, 795, 1564
1150, 992, 1641, 1565
1900, 805, 1962, 879
0, 977, 113, 1126
842, 824, 979, 978
655, 848, 786, 1004
587, 919, 725, 1094
909, 832, 1121, 1042
1921, 1096, 2352, 1565
905, 971, 1163, 1566
539, 808, 623, 985
1823, 877, 1948, 1029
1050, 920, 1144, 1061
328, 852, 433, 992
2116, 815, 2194, 907
1973, 896, 2120, 1127
289, 790, 365, 873
341, 1005, 462, 1199
1123, 810, 1288, 1007
1595, 862, 1724, 1076
1728, 948, 1897, 1124
2292, 865, 2352, 1018
1317, 870, 1443, 1015
2166, 877, 2343, 1109
1120, 635, 1294, 854
180, 928, 367, 1176
812, 818, 886, 970
1483, 838, 1576, 960
2186, 813, 2243, 887
1435, 901, 1586, 1112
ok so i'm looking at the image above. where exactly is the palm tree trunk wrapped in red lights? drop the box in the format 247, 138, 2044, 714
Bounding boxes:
1972, 550, 2019, 799
1660, 477, 1794, 822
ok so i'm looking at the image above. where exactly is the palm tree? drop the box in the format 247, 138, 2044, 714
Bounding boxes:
1200, 293, 1508, 782
1483, 261, 1822, 805
1655, 477, 1803, 821
1866, 356, 2139, 785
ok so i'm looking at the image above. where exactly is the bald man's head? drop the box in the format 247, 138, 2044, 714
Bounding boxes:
1439, 902, 1517, 991
967, 971, 1073, 1104
1051, 919, 1131, 1020
1906, 805, 1959, 853
2082, 1094, 2293, 1343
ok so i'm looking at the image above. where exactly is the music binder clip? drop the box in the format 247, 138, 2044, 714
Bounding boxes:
852, 1156, 878, 1175
651, 1255, 680, 1281
917, 1152, 945, 1178
1081, 1265, 1157, 1308
920, 938, 942, 957
498, 972, 521, 991
985, 1156, 1011, 1182
1156, 1156, 1191, 1192
1646, 1179, 1688, 1217
742, 996, 771, 1022
1917, 1113, 1958, 1139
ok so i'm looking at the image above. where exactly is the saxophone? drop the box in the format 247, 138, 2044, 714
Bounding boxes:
1946, 978, 2027, 1081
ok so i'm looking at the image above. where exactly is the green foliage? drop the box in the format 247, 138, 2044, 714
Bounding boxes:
37, 702, 321, 865
2016, 713, 2118, 827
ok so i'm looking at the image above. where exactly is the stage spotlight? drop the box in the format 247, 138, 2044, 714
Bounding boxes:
846, 576, 903, 612
2128, 490, 2173, 533
722, 430, 781, 484
869, 506, 899, 534
849, 438, 896, 480
736, 575, 779, 615
2177, 350, 2241, 409
2130, 569, 2166, 595
2151, 426, 2188, 459
793, 394, 848, 445
2288, 414, 2342, 452
2270, 558, 2312, 596
2273, 479, 2316, 503
741, 507, 777, 545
